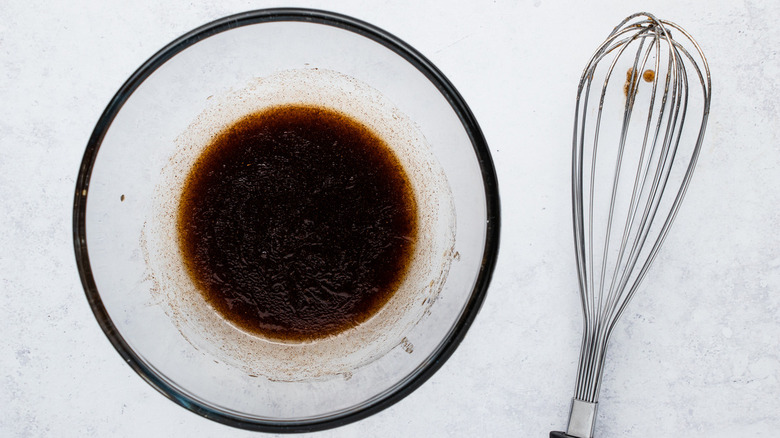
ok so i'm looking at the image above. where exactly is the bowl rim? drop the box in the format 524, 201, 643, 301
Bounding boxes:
73, 7, 500, 433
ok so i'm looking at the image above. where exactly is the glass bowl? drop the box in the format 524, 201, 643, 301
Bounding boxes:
73, 8, 499, 432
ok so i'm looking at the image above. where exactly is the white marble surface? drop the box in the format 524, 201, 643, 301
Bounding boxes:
2, 0, 779, 436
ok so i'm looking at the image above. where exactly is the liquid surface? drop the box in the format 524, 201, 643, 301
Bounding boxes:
178, 105, 417, 341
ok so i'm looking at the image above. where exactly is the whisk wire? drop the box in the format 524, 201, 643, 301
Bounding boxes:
609, 30, 695, 329
602, 38, 660, 321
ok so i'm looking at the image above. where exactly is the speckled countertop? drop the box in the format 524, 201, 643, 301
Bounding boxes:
2, 1, 779, 437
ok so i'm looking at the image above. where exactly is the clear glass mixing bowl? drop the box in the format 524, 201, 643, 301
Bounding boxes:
73, 8, 499, 432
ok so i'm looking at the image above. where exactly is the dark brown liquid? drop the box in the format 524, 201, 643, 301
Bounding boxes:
178, 105, 417, 341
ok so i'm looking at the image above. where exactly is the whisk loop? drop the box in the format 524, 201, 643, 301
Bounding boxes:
551, 12, 711, 438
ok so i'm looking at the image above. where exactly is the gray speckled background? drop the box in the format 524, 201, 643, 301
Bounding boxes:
2, 0, 778, 437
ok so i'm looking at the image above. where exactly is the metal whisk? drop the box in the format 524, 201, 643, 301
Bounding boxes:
551, 13, 711, 438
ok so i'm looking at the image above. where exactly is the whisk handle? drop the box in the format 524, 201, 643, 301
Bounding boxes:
550, 432, 575, 438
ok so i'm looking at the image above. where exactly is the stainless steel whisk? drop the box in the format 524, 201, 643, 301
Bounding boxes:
551, 13, 711, 438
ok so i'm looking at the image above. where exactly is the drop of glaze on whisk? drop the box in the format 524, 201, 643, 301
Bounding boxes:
623, 68, 657, 96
